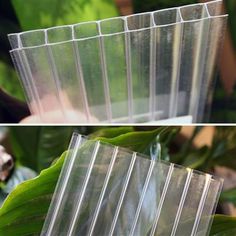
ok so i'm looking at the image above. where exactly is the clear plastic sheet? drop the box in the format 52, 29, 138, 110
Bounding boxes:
8, 0, 227, 123
41, 133, 223, 236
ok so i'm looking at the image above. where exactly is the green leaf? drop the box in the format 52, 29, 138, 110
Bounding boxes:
210, 215, 236, 235
220, 188, 236, 206
9, 126, 74, 172
89, 126, 134, 139
208, 128, 236, 171
0, 152, 65, 236
170, 127, 206, 166
213, 127, 236, 151
0, 128, 177, 235
95, 127, 179, 153
211, 147, 236, 171
12, 0, 118, 30
180, 146, 210, 170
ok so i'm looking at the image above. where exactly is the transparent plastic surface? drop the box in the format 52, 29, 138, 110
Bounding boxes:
41, 133, 223, 236
9, 0, 227, 123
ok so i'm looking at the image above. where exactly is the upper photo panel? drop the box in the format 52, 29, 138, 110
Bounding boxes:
1, 0, 235, 124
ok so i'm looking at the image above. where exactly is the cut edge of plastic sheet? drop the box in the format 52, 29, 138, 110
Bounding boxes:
8, 0, 227, 51
41, 133, 224, 236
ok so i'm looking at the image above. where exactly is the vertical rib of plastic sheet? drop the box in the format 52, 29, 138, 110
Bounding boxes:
22, 45, 65, 121
90, 149, 136, 235
97, 24, 112, 123
197, 1, 227, 122
128, 160, 156, 235
87, 147, 119, 236
41, 133, 84, 236
168, 13, 183, 119
112, 155, 153, 235
108, 152, 137, 235
67, 142, 116, 235
12, 30, 49, 120
46, 26, 89, 123
149, 13, 156, 121
19, 29, 64, 120
152, 8, 182, 120
124, 19, 134, 122
17, 49, 45, 119
126, 13, 153, 123
72, 27, 91, 122
174, 172, 210, 236
144, 163, 175, 236
45, 30, 68, 121
73, 22, 108, 122
177, 4, 209, 120
190, 174, 211, 236
170, 169, 193, 236
67, 141, 100, 235
151, 166, 189, 236
195, 177, 223, 236
187, 16, 210, 122
42, 139, 99, 236
10, 49, 39, 115
99, 18, 129, 122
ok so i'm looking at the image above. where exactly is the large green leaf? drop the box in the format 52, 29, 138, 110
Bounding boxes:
96, 127, 179, 153
0, 152, 65, 236
210, 215, 236, 235
0, 128, 176, 236
9, 126, 74, 172
89, 126, 134, 139
12, 0, 118, 30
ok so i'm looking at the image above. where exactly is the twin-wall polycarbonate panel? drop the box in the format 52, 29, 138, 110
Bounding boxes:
41, 133, 223, 236
9, 0, 227, 123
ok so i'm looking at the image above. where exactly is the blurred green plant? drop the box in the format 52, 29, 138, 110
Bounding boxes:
133, 0, 196, 13
0, 0, 24, 109
9, 126, 75, 172
12, 0, 118, 30
0, 126, 236, 235
170, 127, 236, 171
0, 61, 24, 101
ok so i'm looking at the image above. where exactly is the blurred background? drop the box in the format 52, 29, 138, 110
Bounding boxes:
0, 0, 235, 123
0, 126, 236, 232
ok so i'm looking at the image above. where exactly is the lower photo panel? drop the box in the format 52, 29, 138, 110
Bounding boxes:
0, 126, 235, 236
